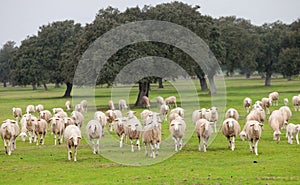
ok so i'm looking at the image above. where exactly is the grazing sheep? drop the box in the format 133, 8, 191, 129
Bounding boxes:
269, 92, 279, 106
253, 101, 263, 110
243, 120, 263, 155
195, 118, 211, 152
26, 105, 35, 114
225, 108, 239, 121
279, 106, 292, 129
65, 101, 71, 111
221, 118, 241, 151
64, 125, 82, 161
35, 104, 44, 113
86, 120, 102, 154
94, 111, 106, 135
114, 117, 127, 148
119, 99, 128, 111
261, 97, 272, 114
12, 107, 22, 122
0, 120, 19, 155
286, 123, 300, 144
50, 117, 65, 145
165, 96, 177, 108
169, 116, 186, 152
156, 96, 164, 106
246, 107, 266, 124
205, 107, 218, 133
71, 111, 84, 128
74, 104, 83, 113
35, 119, 47, 145
160, 104, 169, 121
140, 110, 153, 125
108, 100, 115, 110
63, 117, 75, 128
125, 111, 142, 152
243, 97, 252, 113
53, 108, 64, 114
80, 100, 88, 112
143, 112, 162, 158
141, 96, 151, 108
170, 107, 184, 118
284, 98, 289, 106
268, 110, 285, 141
292, 95, 300, 111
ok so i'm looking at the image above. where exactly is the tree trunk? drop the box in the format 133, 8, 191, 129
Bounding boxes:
3, 81, 6, 87
158, 78, 163, 88
245, 73, 251, 79
63, 82, 73, 97
32, 83, 37, 90
134, 81, 150, 107
199, 77, 208, 91
265, 72, 272, 86
43, 83, 48, 91
287, 76, 292, 81
208, 75, 216, 95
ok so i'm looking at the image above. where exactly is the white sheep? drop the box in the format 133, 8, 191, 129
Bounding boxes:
192, 108, 207, 125
143, 112, 162, 158
65, 101, 71, 111
170, 107, 184, 118
94, 111, 106, 135
55, 111, 68, 119
0, 120, 19, 155
221, 118, 240, 151
269, 91, 279, 106
108, 100, 115, 110
156, 96, 164, 106
195, 118, 211, 152
243, 120, 263, 155
64, 125, 82, 161
169, 116, 186, 152
63, 117, 75, 128
261, 97, 272, 114
74, 104, 83, 113
19, 115, 28, 142
86, 120, 102, 154
53, 107, 64, 114
169, 112, 180, 124
26, 105, 35, 114
39, 110, 52, 131
119, 99, 128, 111
292, 95, 300, 111
268, 110, 284, 141
165, 96, 177, 108
243, 97, 252, 113
253, 100, 263, 110
279, 106, 292, 129
35, 119, 47, 145
125, 111, 142, 152
141, 96, 151, 108
160, 103, 169, 121
205, 107, 218, 133
12, 107, 22, 122
105, 110, 116, 132
50, 117, 65, 145
35, 104, 44, 113
80, 100, 88, 112
286, 123, 300, 144
225, 108, 239, 121
114, 117, 127, 148
246, 107, 266, 124
23, 113, 38, 143
284, 98, 289, 106
140, 110, 153, 125
71, 111, 84, 128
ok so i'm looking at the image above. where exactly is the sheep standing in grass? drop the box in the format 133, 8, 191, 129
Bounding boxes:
94, 111, 106, 135
64, 117, 75, 128
119, 99, 128, 111
268, 110, 284, 141
284, 98, 289, 106
225, 108, 239, 121
55, 111, 68, 119
195, 118, 211, 152
39, 110, 52, 130
12, 107, 22, 122
125, 111, 142, 152
170, 107, 184, 118
53, 108, 64, 114
269, 92, 279, 106
71, 111, 84, 128
114, 117, 127, 148
261, 97, 272, 114
0, 120, 19, 155
165, 96, 177, 108
243, 97, 252, 113
140, 110, 153, 125
156, 96, 164, 106
222, 118, 240, 151
253, 101, 263, 110
35, 119, 47, 145
279, 106, 292, 129
74, 104, 83, 113
169, 112, 180, 124
26, 105, 35, 114
105, 110, 116, 132
243, 120, 263, 155
35, 104, 44, 113
80, 100, 88, 112
170, 116, 186, 152
192, 108, 207, 125
64, 125, 82, 161
286, 123, 300, 144
24, 114, 38, 143
108, 100, 115, 110
86, 120, 102, 154
50, 117, 65, 145
160, 103, 169, 121
141, 96, 151, 108
205, 107, 218, 133
65, 101, 71, 111
292, 95, 300, 111
246, 107, 266, 123
143, 112, 162, 158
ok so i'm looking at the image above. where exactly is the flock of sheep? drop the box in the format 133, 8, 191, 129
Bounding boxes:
1, 93, 300, 161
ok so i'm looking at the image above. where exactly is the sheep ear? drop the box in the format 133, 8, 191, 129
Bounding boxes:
69, 136, 73, 140
259, 123, 264, 127
115, 118, 119, 121
78, 136, 82, 139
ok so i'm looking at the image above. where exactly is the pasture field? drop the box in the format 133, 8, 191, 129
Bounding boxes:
0, 77, 300, 184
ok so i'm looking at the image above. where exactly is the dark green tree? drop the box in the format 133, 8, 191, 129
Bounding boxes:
0, 41, 17, 87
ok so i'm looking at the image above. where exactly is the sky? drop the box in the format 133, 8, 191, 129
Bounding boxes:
1, 0, 299, 47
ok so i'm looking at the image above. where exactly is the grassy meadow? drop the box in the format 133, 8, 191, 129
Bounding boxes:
0, 77, 300, 184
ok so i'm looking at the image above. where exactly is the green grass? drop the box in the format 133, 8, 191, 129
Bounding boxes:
0, 78, 300, 184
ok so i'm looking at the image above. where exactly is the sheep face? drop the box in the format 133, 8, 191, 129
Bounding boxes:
273, 130, 281, 141
69, 136, 81, 147
127, 111, 136, 119
128, 123, 139, 131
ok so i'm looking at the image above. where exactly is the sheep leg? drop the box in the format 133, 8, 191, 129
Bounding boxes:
227, 137, 231, 149
144, 145, 148, 156
231, 136, 235, 151
96, 139, 99, 154
173, 137, 178, 152
130, 140, 134, 152
288, 135, 292, 144
214, 122, 217, 133
179, 138, 183, 150
254, 140, 259, 155
203, 138, 207, 152
54, 135, 57, 145
90, 139, 95, 154
41, 133, 45, 145
137, 139, 141, 151
3, 140, 8, 154
68, 145, 72, 160
198, 136, 201, 151
8, 139, 12, 155
74, 145, 78, 161
248, 141, 253, 153
120, 134, 124, 148
155, 142, 160, 156
36, 134, 39, 146
150, 144, 155, 159
296, 133, 299, 145
267, 108, 270, 114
